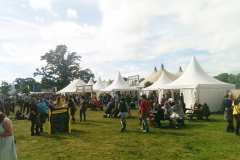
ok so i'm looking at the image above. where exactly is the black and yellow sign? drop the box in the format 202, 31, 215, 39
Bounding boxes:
48, 108, 71, 134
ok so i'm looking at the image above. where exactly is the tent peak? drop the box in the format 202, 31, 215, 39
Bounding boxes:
161, 64, 164, 68
179, 66, 182, 72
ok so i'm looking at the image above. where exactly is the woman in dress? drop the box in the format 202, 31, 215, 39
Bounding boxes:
0, 111, 17, 160
118, 98, 130, 132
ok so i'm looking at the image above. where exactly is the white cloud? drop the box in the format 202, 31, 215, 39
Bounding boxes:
35, 16, 44, 22
28, 0, 57, 11
67, 9, 78, 19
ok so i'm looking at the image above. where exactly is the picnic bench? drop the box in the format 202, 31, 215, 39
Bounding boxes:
186, 109, 209, 122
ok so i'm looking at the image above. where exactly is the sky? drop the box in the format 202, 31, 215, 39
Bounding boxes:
1, 0, 240, 84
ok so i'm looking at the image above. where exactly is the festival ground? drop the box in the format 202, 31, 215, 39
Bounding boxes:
12, 106, 240, 159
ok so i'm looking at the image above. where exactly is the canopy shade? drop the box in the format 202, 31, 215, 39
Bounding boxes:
58, 79, 86, 93
143, 70, 172, 91
101, 72, 139, 92
86, 77, 95, 85
164, 56, 235, 89
93, 77, 107, 92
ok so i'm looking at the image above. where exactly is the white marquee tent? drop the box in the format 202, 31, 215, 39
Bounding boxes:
143, 70, 172, 103
58, 79, 86, 93
101, 72, 139, 92
143, 70, 172, 91
86, 77, 95, 85
93, 77, 107, 92
163, 56, 235, 112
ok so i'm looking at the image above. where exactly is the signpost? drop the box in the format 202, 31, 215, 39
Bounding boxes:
48, 108, 71, 134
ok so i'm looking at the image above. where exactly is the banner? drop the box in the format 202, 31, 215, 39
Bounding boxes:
33, 84, 35, 91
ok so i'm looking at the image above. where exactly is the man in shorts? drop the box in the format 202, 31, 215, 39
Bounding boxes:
37, 94, 54, 133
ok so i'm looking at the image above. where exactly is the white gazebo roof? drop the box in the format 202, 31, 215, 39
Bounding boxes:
59, 79, 86, 93
143, 70, 172, 91
164, 56, 235, 89
93, 77, 107, 92
101, 72, 139, 92
86, 77, 95, 85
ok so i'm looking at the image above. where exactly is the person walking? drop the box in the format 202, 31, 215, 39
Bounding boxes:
118, 98, 129, 132
232, 96, 240, 135
3, 94, 12, 118
24, 94, 31, 115
223, 94, 235, 132
11, 94, 17, 113
37, 95, 54, 133
0, 111, 17, 160
29, 98, 40, 136
139, 95, 150, 133
79, 102, 87, 122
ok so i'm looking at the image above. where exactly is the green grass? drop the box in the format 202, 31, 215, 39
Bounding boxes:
11, 106, 240, 160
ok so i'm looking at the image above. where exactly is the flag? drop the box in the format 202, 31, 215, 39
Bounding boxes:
33, 84, 35, 91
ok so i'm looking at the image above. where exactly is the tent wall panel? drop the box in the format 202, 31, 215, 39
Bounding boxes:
198, 88, 227, 112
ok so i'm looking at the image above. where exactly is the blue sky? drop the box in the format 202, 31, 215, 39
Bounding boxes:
1, 0, 240, 84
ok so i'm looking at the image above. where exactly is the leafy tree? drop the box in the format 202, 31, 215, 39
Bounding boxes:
0, 81, 11, 96
14, 78, 37, 91
144, 81, 153, 88
34, 45, 94, 90
228, 74, 236, 84
123, 77, 127, 81
213, 73, 228, 83
78, 68, 95, 83
21, 85, 29, 94
139, 78, 145, 83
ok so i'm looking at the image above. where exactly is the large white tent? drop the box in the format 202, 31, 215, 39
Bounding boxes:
58, 79, 86, 93
164, 56, 235, 112
86, 77, 95, 85
101, 72, 139, 92
93, 77, 107, 92
143, 70, 172, 91
143, 70, 172, 103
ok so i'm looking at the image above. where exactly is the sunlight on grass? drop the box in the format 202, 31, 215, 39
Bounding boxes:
11, 106, 240, 159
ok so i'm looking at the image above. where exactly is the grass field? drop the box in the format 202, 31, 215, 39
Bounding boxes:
11, 106, 240, 160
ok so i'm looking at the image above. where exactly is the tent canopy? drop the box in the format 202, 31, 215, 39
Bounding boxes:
86, 77, 95, 85
101, 72, 139, 92
143, 70, 172, 91
164, 56, 235, 89
58, 79, 86, 93
93, 77, 106, 92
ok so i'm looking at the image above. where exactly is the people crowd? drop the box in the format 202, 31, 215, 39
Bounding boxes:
1, 90, 240, 159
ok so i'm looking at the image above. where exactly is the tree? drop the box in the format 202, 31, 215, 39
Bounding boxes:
0, 81, 11, 96
213, 73, 228, 83
139, 78, 145, 83
14, 77, 37, 92
144, 81, 153, 88
21, 85, 29, 94
78, 68, 95, 83
123, 77, 127, 81
34, 45, 94, 90
228, 74, 236, 84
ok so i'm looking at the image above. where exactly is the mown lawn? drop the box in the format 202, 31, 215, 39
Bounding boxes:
11, 106, 240, 160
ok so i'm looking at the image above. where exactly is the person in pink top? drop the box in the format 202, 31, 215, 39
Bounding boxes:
138, 94, 150, 133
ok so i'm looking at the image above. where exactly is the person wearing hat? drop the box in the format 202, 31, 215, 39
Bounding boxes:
0, 111, 17, 160
139, 94, 151, 133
